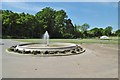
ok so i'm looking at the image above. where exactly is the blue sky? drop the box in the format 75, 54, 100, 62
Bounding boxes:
2, 2, 118, 31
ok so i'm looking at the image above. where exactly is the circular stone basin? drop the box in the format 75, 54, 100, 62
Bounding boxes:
16, 43, 77, 52
8, 42, 85, 56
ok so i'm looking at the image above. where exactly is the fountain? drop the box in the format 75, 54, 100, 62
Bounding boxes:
43, 31, 49, 46
8, 31, 85, 56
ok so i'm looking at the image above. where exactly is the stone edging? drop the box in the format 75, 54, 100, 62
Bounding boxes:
6, 46, 85, 57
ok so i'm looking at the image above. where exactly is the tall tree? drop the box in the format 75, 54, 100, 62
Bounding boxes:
54, 10, 68, 38
115, 29, 120, 36
80, 23, 90, 32
103, 26, 113, 36
16, 13, 39, 38
35, 7, 56, 38
2, 10, 20, 38
80, 23, 90, 38
90, 27, 103, 37
64, 19, 74, 38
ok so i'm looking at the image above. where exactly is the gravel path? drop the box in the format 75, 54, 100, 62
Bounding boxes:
2, 39, 118, 78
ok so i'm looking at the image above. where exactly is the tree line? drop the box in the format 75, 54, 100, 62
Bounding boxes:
2, 7, 120, 39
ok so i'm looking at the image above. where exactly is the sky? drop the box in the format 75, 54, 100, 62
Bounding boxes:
2, 2, 118, 31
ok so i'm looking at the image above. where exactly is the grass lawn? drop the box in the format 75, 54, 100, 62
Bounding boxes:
14, 36, 119, 44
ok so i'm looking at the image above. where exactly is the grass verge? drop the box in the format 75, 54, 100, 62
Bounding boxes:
13, 37, 119, 44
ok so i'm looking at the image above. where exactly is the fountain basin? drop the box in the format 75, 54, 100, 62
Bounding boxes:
8, 42, 85, 56
16, 43, 77, 52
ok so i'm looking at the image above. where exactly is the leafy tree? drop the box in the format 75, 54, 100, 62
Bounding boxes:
17, 13, 39, 38
35, 7, 56, 38
89, 27, 103, 37
54, 10, 68, 38
80, 23, 90, 38
115, 29, 120, 36
2, 8, 116, 39
2, 10, 20, 38
64, 19, 74, 38
73, 24, 83, 38
2, 10, 40, 38
80, 23, 90, 32
103, 26, 113, 36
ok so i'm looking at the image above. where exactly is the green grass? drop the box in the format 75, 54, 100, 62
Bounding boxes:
14, 36, 119, 44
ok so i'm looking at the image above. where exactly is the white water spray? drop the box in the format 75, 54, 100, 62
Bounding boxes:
43, 31, 49, 46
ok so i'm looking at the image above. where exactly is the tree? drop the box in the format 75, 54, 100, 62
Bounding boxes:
64, 19, 74, 38
3, 8, 75, 39
80, 23, 90, 32
17, 13, 39, 38
35, 7, 56, 38
3, 8, 106, 39
71, 24, 84, 38
2, 10, 20, 38
103, 26, 113, 36
89, 27, 103, 37
2, 10, 40, 38
54, 10, 68, 38
80, 23, 90, 38
115, 29, 120, 36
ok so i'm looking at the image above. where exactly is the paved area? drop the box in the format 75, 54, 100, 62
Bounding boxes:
2, 39, 118, 78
